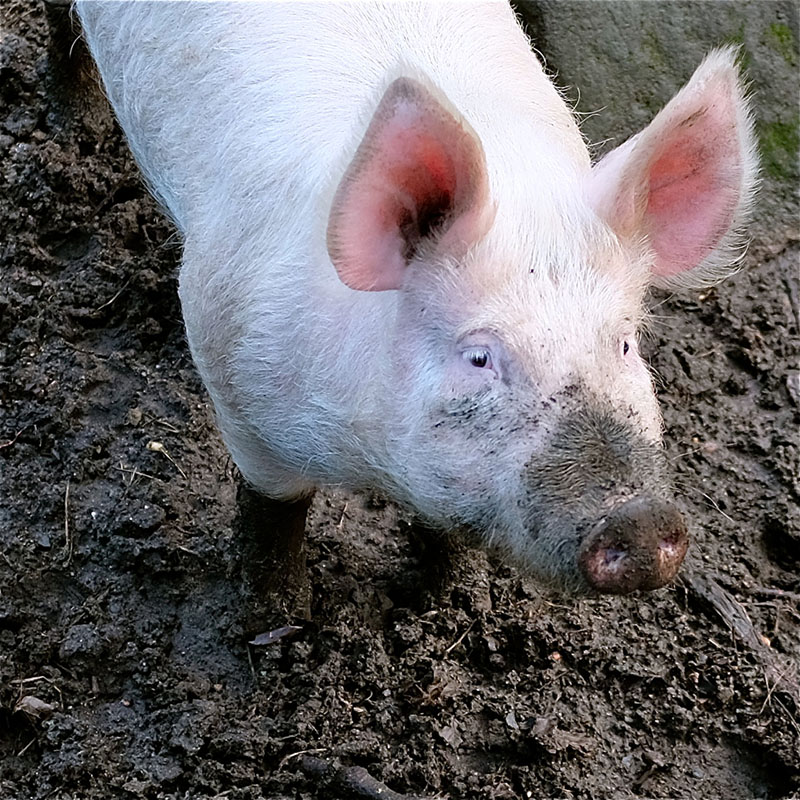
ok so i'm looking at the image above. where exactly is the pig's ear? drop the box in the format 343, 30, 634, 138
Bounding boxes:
327, 77, 492, 291
588, 47, 758, 289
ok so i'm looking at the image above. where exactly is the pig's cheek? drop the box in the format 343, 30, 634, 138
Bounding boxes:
611, 357, 662, 444
441, 357, 498, 396
387, 339, 426, 395
634, 365, 664, 443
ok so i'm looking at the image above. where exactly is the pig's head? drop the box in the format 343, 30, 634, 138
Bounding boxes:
327, 48, 757, 594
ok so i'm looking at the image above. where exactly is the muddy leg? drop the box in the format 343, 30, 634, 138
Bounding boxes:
410, 523, 492, 614
236, 483, 314, 630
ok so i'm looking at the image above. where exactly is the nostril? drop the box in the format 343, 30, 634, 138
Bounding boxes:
654, 528, 689, 580
578, 496, 689, 594
578, 540, 633, 593
603, 547, 626, 567
660, 534, 684, 559
596, 544, 627, 575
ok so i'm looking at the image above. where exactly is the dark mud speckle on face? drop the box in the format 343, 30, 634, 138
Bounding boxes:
1, 3, 798, 799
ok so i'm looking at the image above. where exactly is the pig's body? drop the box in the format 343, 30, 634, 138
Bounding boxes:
76, 1, 757, 594
77, 2, 592, 492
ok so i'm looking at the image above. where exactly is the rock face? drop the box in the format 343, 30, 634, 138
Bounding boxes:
515, 0, 799, 241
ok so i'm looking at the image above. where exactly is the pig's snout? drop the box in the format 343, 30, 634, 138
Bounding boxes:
578, 496, 688, 594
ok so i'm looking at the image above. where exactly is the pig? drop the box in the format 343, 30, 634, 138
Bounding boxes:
75, 2, 757, 596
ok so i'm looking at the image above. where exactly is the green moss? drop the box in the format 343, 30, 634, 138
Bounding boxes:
758, 117, 800, 180
766, 22, 798, 66
642, 29, 667, 68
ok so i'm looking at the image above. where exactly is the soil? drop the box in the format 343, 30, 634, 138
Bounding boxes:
1, 4, 798, 799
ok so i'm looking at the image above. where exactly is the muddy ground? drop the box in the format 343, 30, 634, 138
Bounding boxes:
1, 3, 798, 799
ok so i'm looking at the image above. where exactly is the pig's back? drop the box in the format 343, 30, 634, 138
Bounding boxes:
77, 2, 586, 245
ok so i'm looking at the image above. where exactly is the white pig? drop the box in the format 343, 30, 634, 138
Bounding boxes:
75, 2, 757, 594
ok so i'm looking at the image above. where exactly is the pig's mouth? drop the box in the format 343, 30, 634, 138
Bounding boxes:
576, 495, 689, 594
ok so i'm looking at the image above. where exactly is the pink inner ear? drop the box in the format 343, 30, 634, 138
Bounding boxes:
646, 100, 741, 277
327, 78, 489, 292
589, 59, 750, 281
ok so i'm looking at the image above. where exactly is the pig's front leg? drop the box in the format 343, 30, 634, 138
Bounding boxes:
410, 523, 493, 614
236, 484, 314, 628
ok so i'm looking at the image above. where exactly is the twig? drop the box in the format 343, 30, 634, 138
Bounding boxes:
444, 621, 475, 655
92, 278, 132, 313
245, 642, 257, 684
748, 587, 800, 605
11, 675, 63, 706
681, 566, 765, 650
681, 565, 800, 703
279, 748, 327, 770
61, 340, 110, 359
17, 738, 36, 757
668, 445, 706, 462
155, 418, 181, 434
760, 661, 797, 715
62, 480, 73, 566
114, 465, 164, 483
0, 543, 16, 575
0, 428, 26, 449
147, 440, 188, 480
337, 502, 349, 529
11, 676, 52, 686
175, 544, 202, 557
687, 487, 736, 524
775, 695, 800, 736
299, 754, 429, 800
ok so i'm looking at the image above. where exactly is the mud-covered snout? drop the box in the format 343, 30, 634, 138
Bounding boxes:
578, 496, 689, 594
521, 399, 689, 594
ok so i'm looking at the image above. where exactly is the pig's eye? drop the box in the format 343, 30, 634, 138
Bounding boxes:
620, 336, 637, 359
456, 331, 502, 380
462, 347, 493, 370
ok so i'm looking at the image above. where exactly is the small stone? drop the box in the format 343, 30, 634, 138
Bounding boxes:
117, 501, 165, 537
15, 695, 56, 719
59, 623, 102, 661
786, 372, 800, 407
